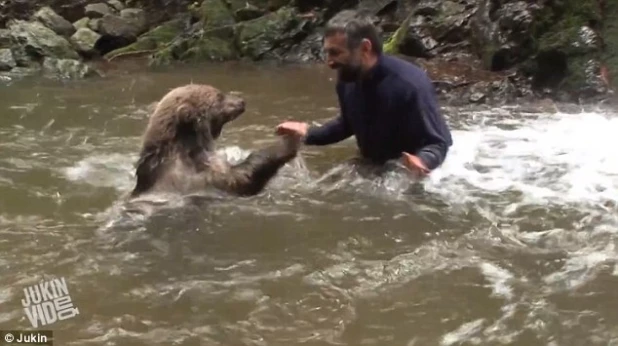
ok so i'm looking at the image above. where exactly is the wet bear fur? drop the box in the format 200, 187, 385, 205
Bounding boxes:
129, 84, 301, 199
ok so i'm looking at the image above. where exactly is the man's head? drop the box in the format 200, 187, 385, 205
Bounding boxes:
323, 10, 383, 82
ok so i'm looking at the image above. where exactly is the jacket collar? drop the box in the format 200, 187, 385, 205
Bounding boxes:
359, 53, 387, 86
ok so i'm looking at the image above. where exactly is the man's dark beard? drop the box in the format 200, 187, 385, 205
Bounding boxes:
336, 63, 363, 82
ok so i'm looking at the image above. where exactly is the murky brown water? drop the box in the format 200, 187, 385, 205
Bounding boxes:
1, 59, 618, 346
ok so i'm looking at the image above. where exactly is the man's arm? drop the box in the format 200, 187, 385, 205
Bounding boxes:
304, 115, 353, 145
304, 82, 353, 145
405, 88, 453, 171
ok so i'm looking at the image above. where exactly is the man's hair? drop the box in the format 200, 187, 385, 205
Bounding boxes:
324, 9, 383, 55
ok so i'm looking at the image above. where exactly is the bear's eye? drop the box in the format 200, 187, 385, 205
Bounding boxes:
216, 93, 225, 103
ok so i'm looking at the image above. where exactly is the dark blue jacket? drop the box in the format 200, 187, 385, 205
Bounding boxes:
304, 53, 453, 170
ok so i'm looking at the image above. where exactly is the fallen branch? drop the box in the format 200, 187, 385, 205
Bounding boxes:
105, 49, 158, 61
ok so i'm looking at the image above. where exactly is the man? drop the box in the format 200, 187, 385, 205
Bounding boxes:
275, 9, 453, 177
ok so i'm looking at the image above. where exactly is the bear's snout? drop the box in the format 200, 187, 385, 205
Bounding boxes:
229, 95, 245, 110
224, 94, 246, 119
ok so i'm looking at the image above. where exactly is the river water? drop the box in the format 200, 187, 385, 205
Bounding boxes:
0, 59, 617, 346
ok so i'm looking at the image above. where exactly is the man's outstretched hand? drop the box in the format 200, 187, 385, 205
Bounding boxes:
401, 152, 430, 178
275, 121, 309, 137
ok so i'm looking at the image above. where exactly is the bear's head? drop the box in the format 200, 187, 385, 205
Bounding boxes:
205, 88, 246, 140
142, 84, 246, 151
131, 84, 246, 196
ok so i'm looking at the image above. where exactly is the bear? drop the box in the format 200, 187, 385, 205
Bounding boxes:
129, 83, 302, 199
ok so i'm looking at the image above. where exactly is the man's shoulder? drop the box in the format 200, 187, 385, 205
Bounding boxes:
335, 80, 352, 96
381, 54, 433, 90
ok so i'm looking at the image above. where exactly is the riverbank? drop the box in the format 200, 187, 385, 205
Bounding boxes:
0, 0, 616, 106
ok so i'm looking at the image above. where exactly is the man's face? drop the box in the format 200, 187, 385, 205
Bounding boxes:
323, 32, 364, 83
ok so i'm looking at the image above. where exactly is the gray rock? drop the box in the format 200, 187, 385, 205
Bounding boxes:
42, 58, 101, 79
107, 0, 125, 12
7, 20, 80, 60
581, 59, 608, 96
399, 15, 439, 58
235, 5, 266, 21
88, 18, 102, 32
356, 0, 397, 17
33, 6, 76, 37
496, 1, 535, 31
85, 3, 112, 19
73, 17, 90, 30
573, 26, 602, 53
470, 0, 542, 71
10, 46, 38, 67
99, 14, 140, 40
415, 0, 441, 16
0, 48, 16, 71
119, 8, 147, 35
70, 28, 101, 55
0, 66, 41, 82
0, 29, 11, 48
469, 91, 486, 103
280, 31, 323, 63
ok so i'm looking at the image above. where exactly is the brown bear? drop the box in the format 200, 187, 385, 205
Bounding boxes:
129, 83, 301, 199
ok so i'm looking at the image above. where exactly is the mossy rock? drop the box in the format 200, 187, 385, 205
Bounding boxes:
149, 26, 238, 66
515, 0, 606, 94
104, 17, 186, 60
227, 0, 290, 13
382, 12, 414, 55
200, 0, 235, 28
531, 0, 602, 54
180, 35, 238, 62
236, 6, 299, 60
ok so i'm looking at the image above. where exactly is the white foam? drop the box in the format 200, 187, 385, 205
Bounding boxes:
425, 110, 618, 209
479, 262, 515, 300
63, 153, 136, 191
441, 318, 485, 346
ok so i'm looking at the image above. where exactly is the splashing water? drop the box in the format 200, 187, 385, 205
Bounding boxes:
424, 109, 618, 211
42, 104, 618, 345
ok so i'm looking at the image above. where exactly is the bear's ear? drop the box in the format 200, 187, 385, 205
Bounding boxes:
175, 103, 198, 123
173, 102, 217, 150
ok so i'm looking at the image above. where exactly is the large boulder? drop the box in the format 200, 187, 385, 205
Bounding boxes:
382, 0, 476, 59
104, 16, 187, 60
108, 0, 125, 12
32, 6, 76, 37
469, 0, 543, 71
197, 0, 236, 29
227, 0, 291, 19
0, 0, 97, 28
379, 0, 613, 102
95, 13, 143, 54
236, 6, 311, 60
149, 23, 238, 66
0, 49, 16, 71
7, 19, 80, 61
0, 29, 11, 48
73, 17, 91, 30
119, 8, 148, 35
85, 3, 113, 18
70, 27, 102, 56
42, 57, 101, 79
147, 0, 241, 65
